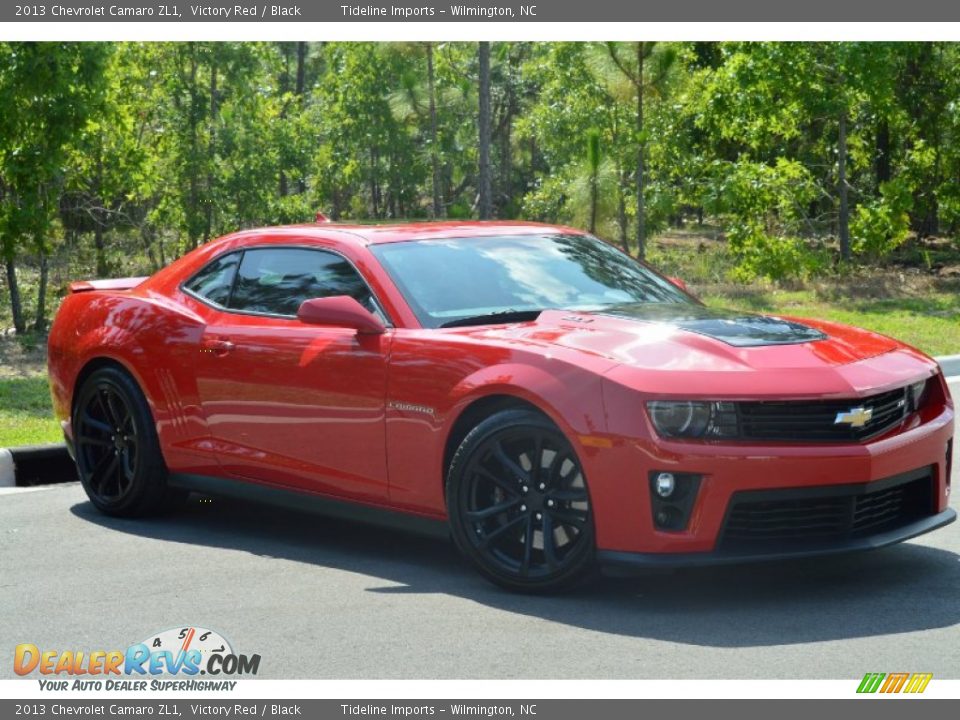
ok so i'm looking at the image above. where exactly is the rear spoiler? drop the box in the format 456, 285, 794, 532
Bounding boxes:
68, 276, 148, 294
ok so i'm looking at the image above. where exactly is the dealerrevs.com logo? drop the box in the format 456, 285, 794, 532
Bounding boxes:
14, 626, 260, 692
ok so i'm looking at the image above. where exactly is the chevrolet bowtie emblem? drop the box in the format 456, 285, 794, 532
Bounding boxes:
835, 406, 873, 428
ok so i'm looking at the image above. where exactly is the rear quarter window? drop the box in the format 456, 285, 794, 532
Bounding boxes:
182, 252, 241, 307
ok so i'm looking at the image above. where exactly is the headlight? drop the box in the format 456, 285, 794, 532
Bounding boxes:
907, 379, 930, 412
646, 400, 737, 439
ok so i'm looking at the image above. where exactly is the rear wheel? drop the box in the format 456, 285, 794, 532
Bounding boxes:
447, 409, 595, 592
73, 366, 186, 517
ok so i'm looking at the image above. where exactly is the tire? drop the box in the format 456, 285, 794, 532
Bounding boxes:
72, 366, 187, 517
447, 408, 595, 592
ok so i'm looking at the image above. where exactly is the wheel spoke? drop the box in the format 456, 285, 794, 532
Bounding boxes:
89, 454, 120, 495
550, 508, 588, 529
520, 516, 534, 576
466, 497, 521, 522
492, 442, 529, 484
542, 512, 558, 569
530, 435, 543, 484
478, 513, 527, 549
548, 452, 570, 485
548, 488, 588, 503
103, 391, 124, 430
98, 455, 120, 496
84, 453, 110, 493
95, 390, 114, 425
475, 466, 521, 496
80, 411, 113, 436
77, 434, 111, 448
121, 447, 136, 481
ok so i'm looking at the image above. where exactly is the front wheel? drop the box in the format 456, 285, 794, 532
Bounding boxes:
73, 366, 186, 517
447, 409, 595, 592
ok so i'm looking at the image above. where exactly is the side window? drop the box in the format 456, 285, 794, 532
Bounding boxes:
182, 252, 240, 307
228, 248, 377, 317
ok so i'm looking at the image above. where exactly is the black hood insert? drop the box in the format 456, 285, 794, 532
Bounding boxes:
595, 303, 827, 347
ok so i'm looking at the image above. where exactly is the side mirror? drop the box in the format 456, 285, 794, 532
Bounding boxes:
296, 296, 386, 335
667, 276, 689, 292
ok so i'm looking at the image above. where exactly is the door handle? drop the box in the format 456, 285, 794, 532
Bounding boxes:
204, 338, 235, 355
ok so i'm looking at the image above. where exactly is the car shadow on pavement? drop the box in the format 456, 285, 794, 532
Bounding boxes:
71, 494, 960, 648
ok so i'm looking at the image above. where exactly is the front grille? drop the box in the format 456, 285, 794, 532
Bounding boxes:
737, 387, 909, 442
718, 470, 933, 554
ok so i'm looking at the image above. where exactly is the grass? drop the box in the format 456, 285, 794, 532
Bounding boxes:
649, 230, 960, 357
700, 289, 960, 356
0, 375, 61, 447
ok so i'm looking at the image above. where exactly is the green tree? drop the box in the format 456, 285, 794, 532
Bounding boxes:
0, 42, 109, 332
600, 42, 678, 259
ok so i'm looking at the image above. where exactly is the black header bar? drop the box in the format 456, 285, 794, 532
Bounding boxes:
5, 0, 960, 23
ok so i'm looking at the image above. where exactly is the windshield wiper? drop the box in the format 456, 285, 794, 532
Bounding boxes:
440, 309, 544, 329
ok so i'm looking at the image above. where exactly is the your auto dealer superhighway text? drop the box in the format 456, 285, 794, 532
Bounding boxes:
40, 4, 302, 18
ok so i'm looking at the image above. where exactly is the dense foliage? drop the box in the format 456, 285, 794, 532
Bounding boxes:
2, 41, 960, 333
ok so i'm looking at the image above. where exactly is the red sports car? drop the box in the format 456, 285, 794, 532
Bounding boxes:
47, 221, 955, 591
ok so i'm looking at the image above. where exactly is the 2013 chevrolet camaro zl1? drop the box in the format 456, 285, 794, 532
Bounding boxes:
47, 220, 955, 591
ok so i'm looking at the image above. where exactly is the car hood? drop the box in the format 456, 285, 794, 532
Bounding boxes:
447, 304, 936, 398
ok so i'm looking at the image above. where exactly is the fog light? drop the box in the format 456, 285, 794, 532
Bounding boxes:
649, 471, 703, 533
655, 472, 676, 498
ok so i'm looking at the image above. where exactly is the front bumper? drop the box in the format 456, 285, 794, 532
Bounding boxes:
598, 506, 956, 570
584, 399, 954, 556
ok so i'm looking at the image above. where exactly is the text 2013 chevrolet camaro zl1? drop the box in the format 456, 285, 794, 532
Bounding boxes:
47, 221, 955, 591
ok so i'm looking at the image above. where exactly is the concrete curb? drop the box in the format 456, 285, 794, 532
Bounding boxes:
1, 352, 958, 488
937, 353, 960, 379
0, 449, 14, 487
1, 443, 76, 487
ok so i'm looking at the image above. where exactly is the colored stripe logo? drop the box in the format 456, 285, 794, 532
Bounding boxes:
857, 672, 932, 694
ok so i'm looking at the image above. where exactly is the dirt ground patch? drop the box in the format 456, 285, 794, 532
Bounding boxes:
0, 333, 48, 379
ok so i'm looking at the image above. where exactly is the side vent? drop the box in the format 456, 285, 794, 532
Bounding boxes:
156, 368, 188, 438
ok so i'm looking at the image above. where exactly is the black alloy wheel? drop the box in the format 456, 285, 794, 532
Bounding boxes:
447, 409, 595, 592
76, 381, 139, 502
73, 366, 186, 517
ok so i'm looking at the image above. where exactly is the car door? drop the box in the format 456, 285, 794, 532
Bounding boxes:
188, 245, 391, 502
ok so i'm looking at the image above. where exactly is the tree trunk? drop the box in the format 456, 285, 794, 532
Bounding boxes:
187, 48, 200, 250
296, 42, 307, 97
279, 43, 290, 198
141, 224, 158, 272
635, 42, 646, 260
587, 131, 600, 235
94, 223, 106, 278
838, 110, 851, 261
93, 133, 107, 277
4, 258, 26, 335
589, 175, 598, 234
617, 168, 629, 253
33, 249, 48, 332
498, 53, 515, 216
204, 61, 218, 243
295, 42, 308, 194
426, 43, 444, 219
499, 109, 513, 216
478, 42, 493, 220
369, 146, 379, 218
875, 117, 891, 191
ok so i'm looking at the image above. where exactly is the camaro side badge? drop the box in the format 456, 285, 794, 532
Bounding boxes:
835, 407, 874, 427
388, 401, 435, 416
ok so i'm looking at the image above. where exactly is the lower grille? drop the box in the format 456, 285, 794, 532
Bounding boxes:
718, 469, 934, 553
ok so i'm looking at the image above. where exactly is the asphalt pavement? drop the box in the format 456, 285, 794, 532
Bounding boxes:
1, 379, 958, 680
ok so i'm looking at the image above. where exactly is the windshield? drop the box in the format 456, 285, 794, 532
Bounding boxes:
370, 233, 693, 329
